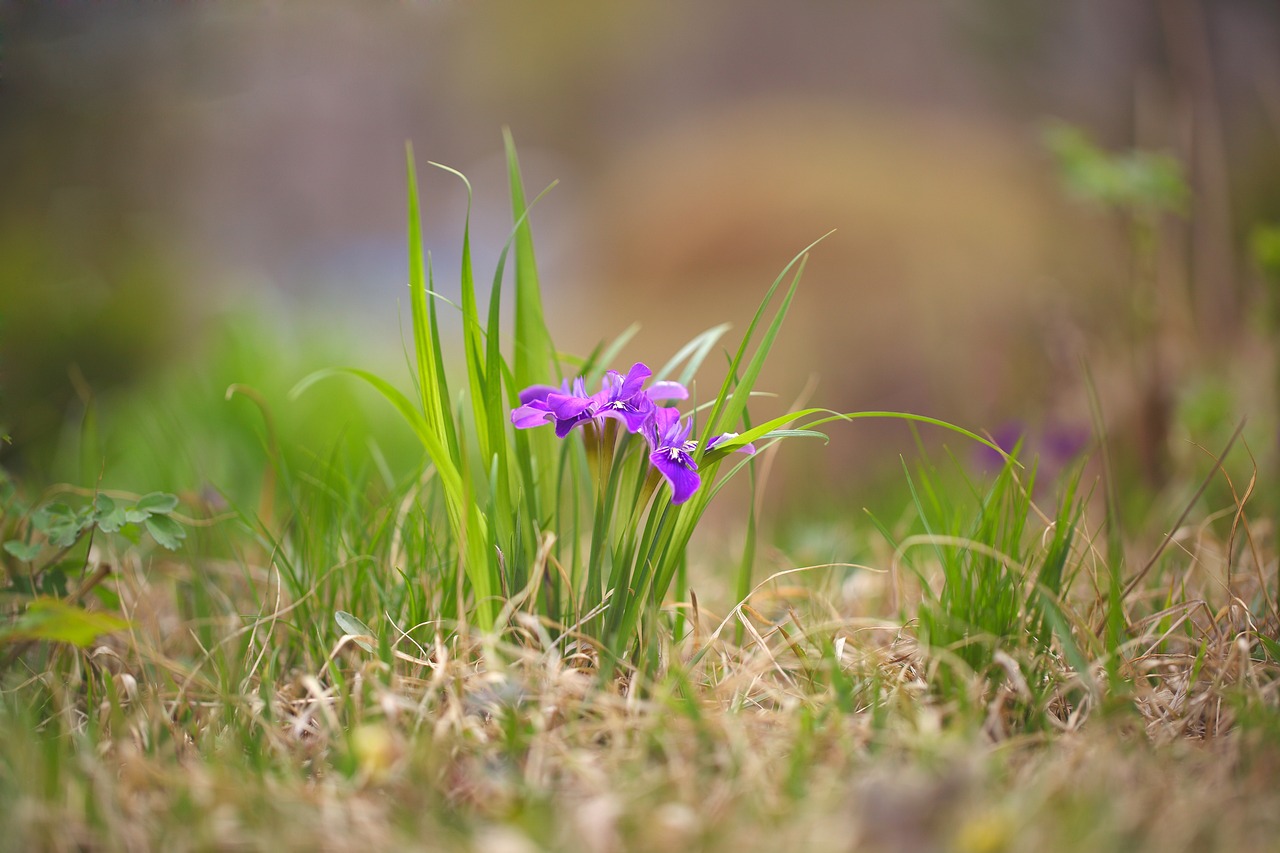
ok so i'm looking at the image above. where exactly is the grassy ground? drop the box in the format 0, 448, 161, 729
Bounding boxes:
5, 365, 1279, 852
4, 144, 1280, 852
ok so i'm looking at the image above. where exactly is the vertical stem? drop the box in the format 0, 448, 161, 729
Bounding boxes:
1159, 0, 1237, 340
1130, 214, 1171, 489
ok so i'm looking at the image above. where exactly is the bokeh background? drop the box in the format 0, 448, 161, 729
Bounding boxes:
3, 0, 1280, 518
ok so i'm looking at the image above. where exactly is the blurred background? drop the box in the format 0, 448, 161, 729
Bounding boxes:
3, 0, 1280, 519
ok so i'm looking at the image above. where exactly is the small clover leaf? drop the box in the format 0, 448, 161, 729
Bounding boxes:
29, 505, 56, 536
44, 504, 92, 549
135, 493, 179, 515
96, 508, 129, 534
334, 610, 376, 653
93, 494, 129, 534
3, 540, 41, 562
144, 514, 185, 551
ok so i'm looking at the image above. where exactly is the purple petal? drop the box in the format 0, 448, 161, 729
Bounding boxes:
617, 362, 652, 399
554, 413, 589, 438
600, 404, 651, 434
588, 386, 615, 410
646, 380, 688, 401
641, 416, 660, 449
708, 433, 756, 455
511, 402, 554, 429
1044, 424, 1089, 465
651, 451, 701, 504
975, 421, 1024, 469
517, 384, 563, 406
670, 415, 692, 447
647, 406, 682, 448
547, 393, 591, 420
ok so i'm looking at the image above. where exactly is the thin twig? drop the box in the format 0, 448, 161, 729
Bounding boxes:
1122, 418, 1246, 601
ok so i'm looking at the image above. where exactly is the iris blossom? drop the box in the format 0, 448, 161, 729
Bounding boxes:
511, 363, 753, 504
643, 406, 755, 505
511, 363, 687, 438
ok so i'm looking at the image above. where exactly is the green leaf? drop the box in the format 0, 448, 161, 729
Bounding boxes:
29, 504, 62, 535
0, 597, 130, 648
1251, 223, 1280, 282
334, 610, 376, 653
135, 492, 179, 515
8, 575, 36, 596
96, 505, 129, 533
1257, 634, 1280, 664
92, 585, 121, 611
39, 567, 68, 598
44, 504, 91, 549
3, 540, 40, 562
144, 515, 186, 550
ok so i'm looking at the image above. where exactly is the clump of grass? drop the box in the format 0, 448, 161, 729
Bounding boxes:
3, 136, 1280, 852
5, 449, 1280, 852
897, 455, 1089, 731
290, 135, 997, 678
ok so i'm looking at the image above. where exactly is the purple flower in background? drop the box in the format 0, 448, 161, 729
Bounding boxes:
1043, 423, 1090, 467
511, 363, 688, 438
973, 420, 1090, 473
643, 406, 755, 504
975, 421, 1026, 470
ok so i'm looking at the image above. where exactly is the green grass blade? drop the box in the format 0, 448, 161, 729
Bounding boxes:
430, 161, 492, 461
584, 323, 641, 382
405, 146, 450, 448
504, 128, 559, 389
697, 233, 833, 451
655, 323, 731, 387
425, 253, 460, 463
711, 255, 806, 447
706, 409, 1006, 461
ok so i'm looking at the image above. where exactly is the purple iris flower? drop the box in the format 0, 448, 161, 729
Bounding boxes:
511, 363, 687, 438
643, 406, 756, 505
512, 380, 567, 422
973, 420, 1090, 472
510, 376, 595, 437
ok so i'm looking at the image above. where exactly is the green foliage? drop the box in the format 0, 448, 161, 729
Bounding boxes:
0, 597, 130, 648
2, 105, 1279, 853
295, 137, 1004, 675
3, 489, 186, 562
1252, 223, 1280, 280
1, 473, 185, 657
1043, 121, 1189, 217
906, 453, 1089, 724
334, 610, 377, 653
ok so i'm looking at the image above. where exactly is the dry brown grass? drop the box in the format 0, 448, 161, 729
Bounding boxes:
5, 467, 1280, 852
